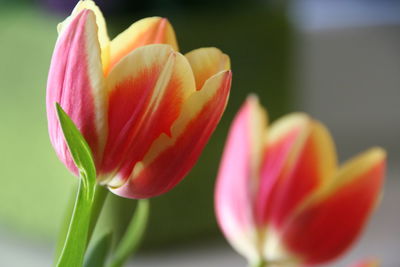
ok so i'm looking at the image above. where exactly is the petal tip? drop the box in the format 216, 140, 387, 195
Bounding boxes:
268, 112, 311, 144
366, 147, 386, 162
246, 93, 259, 103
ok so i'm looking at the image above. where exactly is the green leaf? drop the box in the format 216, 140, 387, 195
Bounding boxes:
55, 103, 98, 267
107, 199, 150, 267
55, 103, 96, 195
84, 231, 113, 267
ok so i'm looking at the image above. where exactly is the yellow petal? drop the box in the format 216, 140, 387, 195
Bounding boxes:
317, 147, 385, 201
185, 47, 230, 90
246, 95, 268, 184
108, 17, 178, 74
58, 0, 110, 70
308, 120, 338, 186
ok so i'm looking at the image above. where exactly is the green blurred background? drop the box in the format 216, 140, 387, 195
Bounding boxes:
0, 0, 292, 252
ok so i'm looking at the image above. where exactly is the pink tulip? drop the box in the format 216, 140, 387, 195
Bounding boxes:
46, 0, 231, 199
215, 96, 385, 266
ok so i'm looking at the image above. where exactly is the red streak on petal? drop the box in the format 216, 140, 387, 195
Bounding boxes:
101, 62, 188, 182
113, 71, 231, 199
254, 127, 302, 226
270, 134, 322, 228
282, 161, 385, 264
100, 65, 160, 174
117, 75, 185, 178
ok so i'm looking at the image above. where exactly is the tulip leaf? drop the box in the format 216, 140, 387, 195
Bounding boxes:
55, 103, 96, 190
55, 103, 98, 267
84, 231, 113, 267
107, 199, 150, 267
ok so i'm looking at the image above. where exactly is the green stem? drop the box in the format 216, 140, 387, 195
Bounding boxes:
55, 179, 108, 267
56, 175, 95, 267
107, 199, 150, 267
84, 231, 113, 267
87, 184, 109, 246
55, 183, 108, 264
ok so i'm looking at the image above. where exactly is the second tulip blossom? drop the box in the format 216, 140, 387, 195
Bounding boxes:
46, 1, 231, 198
215, 96, 386, 266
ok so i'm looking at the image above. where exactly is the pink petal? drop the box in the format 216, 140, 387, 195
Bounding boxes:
46, 10, 106, 174
215, 96, 267, 263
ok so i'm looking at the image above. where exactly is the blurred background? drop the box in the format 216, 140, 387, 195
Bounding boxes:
0, 0, 399, 266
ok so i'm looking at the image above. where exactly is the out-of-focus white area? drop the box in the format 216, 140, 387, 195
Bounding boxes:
1, 0, 399, 266
291, 0, 400, 266
292, 1, 400, 161
290, 0, 400, 31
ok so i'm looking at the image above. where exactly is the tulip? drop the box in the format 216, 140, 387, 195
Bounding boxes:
215, 96, 386, 266
46, 0, 232, 199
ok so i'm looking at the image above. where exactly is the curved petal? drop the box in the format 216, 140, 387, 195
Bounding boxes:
46, 10, 106, 174
185, 47, 230, 90
107, 17, 178, 74
268, 120, 338, 228
214, 95, 267, 264
58, 0, 110, 68
112, 70, 231, 200
100, 44, 195, 183
281, 148, 386, 264
254, 113, 311, 226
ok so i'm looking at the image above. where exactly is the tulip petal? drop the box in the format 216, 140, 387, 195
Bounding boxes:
214, 96, 267, 263
107, 17, 178, 74
268, 120, 338, 227
46, 10, 106, 174
100, 44, 195, 183
185, 48, 230, 90
58, 0, 110, 68
254, 113, 311, 227
281, 148, 386, 264
112, 70, 231, 200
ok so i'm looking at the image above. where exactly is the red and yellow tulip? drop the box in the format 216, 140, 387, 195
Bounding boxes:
215, 96, 386, 266
46, 0, 231, 199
